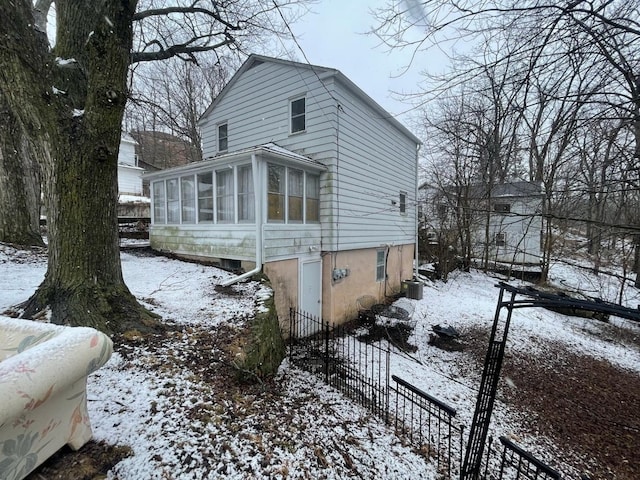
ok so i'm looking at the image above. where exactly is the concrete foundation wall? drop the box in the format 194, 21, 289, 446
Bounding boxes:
322, 244, 414, 325
264, 259, 298, 331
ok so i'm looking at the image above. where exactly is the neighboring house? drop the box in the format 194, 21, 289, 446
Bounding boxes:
144, 54, 421, 326
117, 133, 144, 196
131, 130, 200, 197
419, 181, 544, 266
117, 133, 150, 219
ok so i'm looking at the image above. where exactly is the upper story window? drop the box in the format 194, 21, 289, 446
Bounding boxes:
495, 232, 506, 246
290, 97, 306, 134
399, 192, 407, 214
218, 123, 228, 152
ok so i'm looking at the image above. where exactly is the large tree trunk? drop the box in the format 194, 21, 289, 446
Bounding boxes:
0, 93, 44, 247
0, 1, 157, 334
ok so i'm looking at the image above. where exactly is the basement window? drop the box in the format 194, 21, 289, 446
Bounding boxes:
376, 249, 386, 282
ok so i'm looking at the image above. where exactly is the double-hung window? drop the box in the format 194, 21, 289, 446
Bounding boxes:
290, 97, 306, 134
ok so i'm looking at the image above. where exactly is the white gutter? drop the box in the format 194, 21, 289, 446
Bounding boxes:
220, 153, 263, 287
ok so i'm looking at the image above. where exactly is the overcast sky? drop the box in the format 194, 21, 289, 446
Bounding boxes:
286, 0, 447, 125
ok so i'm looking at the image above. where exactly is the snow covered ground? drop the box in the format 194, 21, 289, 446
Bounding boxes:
1, 244, 639, 479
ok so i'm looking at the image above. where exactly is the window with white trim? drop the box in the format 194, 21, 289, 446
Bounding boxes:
216, 169, 234, 223
290, 97, 306, 134
306, 174, 320, 222
268, 164, 286, 221
153, 181, 166, 223
288, 169, 304, 222
197, 172, 214, 223
166, 179, 180, 224
218, 123, 228, 152
237, 165, 255, 222
181, 175, 196, 223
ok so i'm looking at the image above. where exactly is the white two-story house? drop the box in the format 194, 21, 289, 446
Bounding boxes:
144, 55, 421, 326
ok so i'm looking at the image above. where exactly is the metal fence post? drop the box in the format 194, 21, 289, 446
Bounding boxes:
324, 320, 330, 382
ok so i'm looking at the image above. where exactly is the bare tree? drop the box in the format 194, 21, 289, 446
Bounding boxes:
0, 0, 308, 334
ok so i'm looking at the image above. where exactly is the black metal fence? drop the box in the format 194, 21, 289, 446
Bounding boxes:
288, 308, 562, 480
288, 308, 390, 420
391, 374, 464, 478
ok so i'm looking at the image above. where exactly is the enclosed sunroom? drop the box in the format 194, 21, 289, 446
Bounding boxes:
145, 143, 326, 321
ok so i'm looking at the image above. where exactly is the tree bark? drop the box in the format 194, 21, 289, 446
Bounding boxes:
0, 93, 44, 247
0, 1, 157, 334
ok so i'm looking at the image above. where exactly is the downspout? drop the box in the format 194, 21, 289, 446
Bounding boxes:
220, 153, 262, 286
414, 143, 421, 279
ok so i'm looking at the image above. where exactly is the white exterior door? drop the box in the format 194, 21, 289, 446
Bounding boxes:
300, 259, 322, 320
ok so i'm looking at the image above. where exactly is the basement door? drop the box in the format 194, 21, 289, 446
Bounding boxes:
300, 259, 322, 321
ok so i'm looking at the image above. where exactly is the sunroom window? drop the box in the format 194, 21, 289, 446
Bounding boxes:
153, 181, 166, 224
238, 165, 255, 222
288, 169, 304, 222
306, 174, 320, 222
216, 169, 234, 223
268, 164, 285, 221
181, 176, 195, 223
166, 179, 179, 224
197, 172, 213, 223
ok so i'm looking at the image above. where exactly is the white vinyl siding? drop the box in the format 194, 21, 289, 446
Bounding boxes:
200, 61, 336, 161
197, 57, 418, 252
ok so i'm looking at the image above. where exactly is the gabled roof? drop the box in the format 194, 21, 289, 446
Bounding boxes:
199, 54, 421, 146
